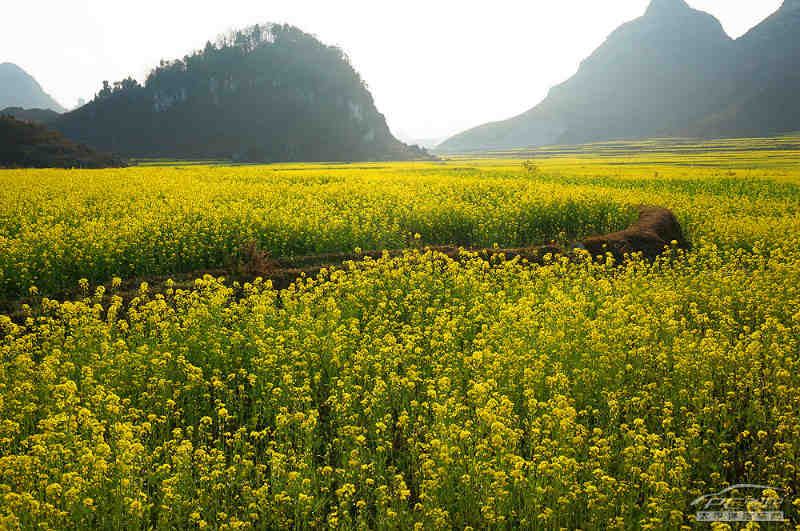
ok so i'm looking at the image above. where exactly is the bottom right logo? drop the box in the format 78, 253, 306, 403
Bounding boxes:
691, 484, 789, 523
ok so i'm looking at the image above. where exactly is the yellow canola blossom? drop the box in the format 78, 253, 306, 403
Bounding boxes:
1, 152, 800, 528
0, 243, 799, 529
2, 155, 799, 299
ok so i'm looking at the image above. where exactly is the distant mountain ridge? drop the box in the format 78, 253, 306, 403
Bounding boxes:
0, 63, 65, 113
0, 107, 61, 124
54, 24, 429, 162
438, 0, 800, 152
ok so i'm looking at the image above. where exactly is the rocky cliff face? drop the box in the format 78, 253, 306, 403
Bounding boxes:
439, 0, 800, 152
0, 63, 65, 113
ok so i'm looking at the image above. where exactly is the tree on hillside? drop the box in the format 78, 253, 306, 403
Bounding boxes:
96, 81, 112, 100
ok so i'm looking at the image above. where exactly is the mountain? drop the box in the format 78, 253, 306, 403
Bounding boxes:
690, 0, 800, 137
394, 130, 448, 150
0, 106, 61, 124
438, 0, 800, 152
0, 115, 123, 168
0, 63, 65, 113
54, 24, 429, 162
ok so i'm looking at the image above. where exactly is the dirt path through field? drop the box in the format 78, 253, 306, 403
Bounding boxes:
1, 207, 689, 323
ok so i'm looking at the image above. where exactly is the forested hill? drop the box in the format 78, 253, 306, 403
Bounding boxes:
54, 24, 429, 162
0, 115, 123, 169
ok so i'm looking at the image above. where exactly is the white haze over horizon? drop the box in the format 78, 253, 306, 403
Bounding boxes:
1, 1, 783, 143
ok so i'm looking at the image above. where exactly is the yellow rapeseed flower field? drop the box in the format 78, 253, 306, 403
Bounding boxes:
2, 146, 800, 529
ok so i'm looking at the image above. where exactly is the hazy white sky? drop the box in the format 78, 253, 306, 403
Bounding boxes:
1, 0, 783, 140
